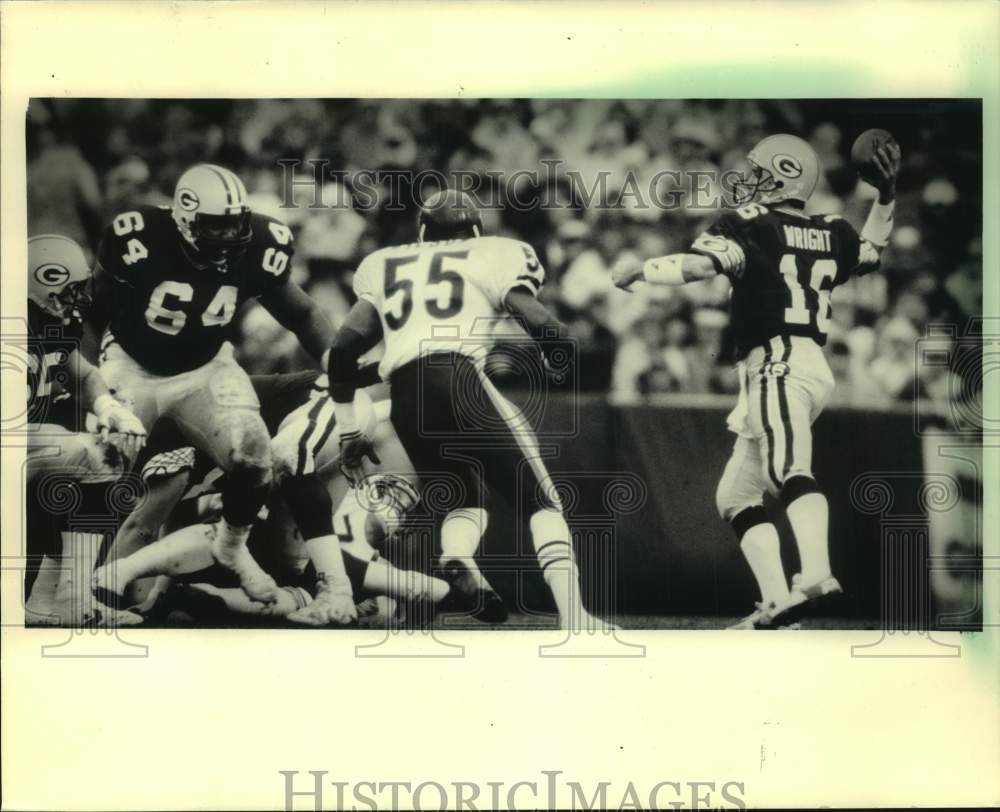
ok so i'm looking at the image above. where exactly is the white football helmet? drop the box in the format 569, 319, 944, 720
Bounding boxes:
28, 234, 92, 324
733, 134, 820, 206
171, 164, 252, 268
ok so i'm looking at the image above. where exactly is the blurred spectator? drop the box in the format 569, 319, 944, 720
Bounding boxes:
27, 103, 102, 252
26, 98, 982, 414
102, 156, 168, 221
869, 316, 921, 401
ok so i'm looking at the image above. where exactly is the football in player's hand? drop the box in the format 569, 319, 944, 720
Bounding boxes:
851, 128, 898, 186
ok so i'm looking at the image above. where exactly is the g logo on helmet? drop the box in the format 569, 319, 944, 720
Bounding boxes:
34, 263, 70, 287
772, 154, 803, 178
177, 187, 200, 211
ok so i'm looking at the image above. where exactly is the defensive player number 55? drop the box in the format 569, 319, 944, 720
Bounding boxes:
383, 249, 467, 330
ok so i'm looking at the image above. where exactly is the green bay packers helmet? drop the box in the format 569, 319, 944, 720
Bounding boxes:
28, 234, 93, 324
733, 134, 820, 206
417, 189, 483, 242
172, 164, 252, 267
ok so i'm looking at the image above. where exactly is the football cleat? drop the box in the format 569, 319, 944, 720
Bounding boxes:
438, 559, 508, 624
728, 600, 802, 630
780, 574, 845, 625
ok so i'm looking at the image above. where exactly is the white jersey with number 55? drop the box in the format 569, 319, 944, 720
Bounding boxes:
353, 236, 545, 379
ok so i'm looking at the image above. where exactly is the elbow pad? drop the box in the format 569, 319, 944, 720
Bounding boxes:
861, 199, 895, 248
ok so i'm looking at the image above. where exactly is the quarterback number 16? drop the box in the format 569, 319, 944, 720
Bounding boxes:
780, 254, 836, 335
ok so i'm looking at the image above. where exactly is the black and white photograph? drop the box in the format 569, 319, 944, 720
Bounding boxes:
20, 96, 984, 632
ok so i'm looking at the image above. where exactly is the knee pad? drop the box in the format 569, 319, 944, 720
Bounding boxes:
221, 411, 272, 485
729, 505, 770, 541
780, 475, 821, 507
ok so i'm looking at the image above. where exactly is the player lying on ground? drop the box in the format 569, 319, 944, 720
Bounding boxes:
91, 481, 448, 627
24, 234, 147, 625
327, 188, 616, 631
613, 132, 901, 629
92, 371, 451, 626
83, 164, 337, 605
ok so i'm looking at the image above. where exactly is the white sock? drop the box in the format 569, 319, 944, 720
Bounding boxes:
26, 555, 61, 616
440, 508, 488, 585
53, 532, 103, 620
739, 523, 789, 606
530, 509, 583, 623
786, 492, 832, 585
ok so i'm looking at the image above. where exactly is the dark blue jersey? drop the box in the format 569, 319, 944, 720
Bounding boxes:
691, 203, 878, 359
96, 205, 294, 375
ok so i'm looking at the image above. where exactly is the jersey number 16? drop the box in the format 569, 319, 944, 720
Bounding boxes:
780, 254, 836, 335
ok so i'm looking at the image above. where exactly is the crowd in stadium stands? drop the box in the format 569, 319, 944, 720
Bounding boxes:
28, 99, 982, 419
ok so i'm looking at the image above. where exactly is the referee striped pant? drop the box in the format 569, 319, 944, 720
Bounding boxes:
716, 335, 835, 519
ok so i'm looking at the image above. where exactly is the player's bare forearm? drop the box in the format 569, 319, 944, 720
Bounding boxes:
327, 299, 383, 404
72, 349, 113, 414
503, 288, 568, 342
81, 263, 113, 364
260, 281, 336, 366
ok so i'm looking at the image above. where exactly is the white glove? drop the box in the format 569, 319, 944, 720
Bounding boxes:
94, 394, 147, 459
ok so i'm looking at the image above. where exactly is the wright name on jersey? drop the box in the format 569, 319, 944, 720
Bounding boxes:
690, 202, 880, 359
96, 205, 294, 375
352, 235, 545, 379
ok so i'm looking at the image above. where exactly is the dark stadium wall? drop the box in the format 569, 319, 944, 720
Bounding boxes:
479, 398, 927, 623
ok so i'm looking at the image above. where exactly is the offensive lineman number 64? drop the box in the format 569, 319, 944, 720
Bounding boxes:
112, 211, 292, 335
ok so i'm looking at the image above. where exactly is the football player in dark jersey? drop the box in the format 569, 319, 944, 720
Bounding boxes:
614, 133, 901, 628
25, 234, 146, 624
84, 164, 337, 605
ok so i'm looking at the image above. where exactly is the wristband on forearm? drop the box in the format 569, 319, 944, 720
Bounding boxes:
861, 199, 895, 247
643, 254, 686, 286
333, 401, 358, 434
